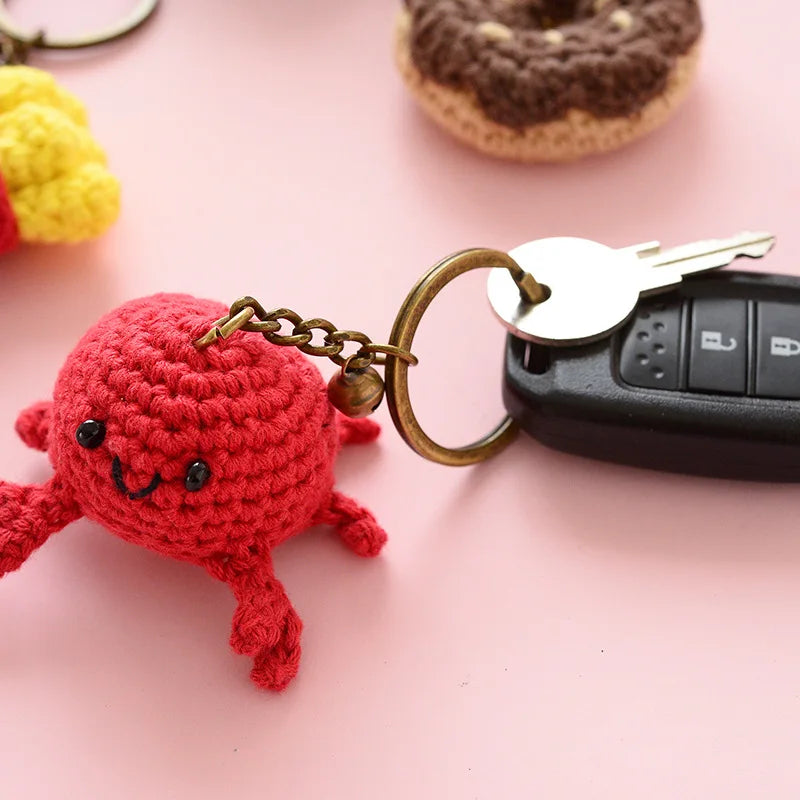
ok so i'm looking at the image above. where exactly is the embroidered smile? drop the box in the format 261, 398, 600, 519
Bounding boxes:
111, 456, 162, 500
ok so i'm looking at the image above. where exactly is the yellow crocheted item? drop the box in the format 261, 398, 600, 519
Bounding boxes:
0, 66, 119, 244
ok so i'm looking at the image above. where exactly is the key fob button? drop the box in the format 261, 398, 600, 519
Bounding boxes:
504, 271, 800, 483
619, 301, 682, 390
755, 302, 800, 398
688, 299, 748, 394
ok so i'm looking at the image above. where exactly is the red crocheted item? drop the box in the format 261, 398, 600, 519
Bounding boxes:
0, 170, 20, 255
1, 294, 387, 690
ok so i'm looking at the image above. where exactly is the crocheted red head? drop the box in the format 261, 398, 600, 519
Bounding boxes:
0, 294, 386, 690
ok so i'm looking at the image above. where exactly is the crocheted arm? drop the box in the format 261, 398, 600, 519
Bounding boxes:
315, 490, 387, 558
15, 400, 52, 452
206, 552, 302, 691
0, 476, 80, 577
338, 416, 380, 446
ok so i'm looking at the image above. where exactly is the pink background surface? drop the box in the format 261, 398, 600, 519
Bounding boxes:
0, 1, 798, 797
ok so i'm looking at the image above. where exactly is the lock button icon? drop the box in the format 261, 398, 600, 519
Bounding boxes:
770, 336, 800, 357
756, 302, 800, 399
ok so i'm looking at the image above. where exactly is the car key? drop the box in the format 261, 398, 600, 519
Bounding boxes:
503, 269, 800, 481
487, 232, 775, 346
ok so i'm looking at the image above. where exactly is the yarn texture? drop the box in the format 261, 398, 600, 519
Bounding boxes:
396, 0, 702, 161
0, 294, 387, 690
0, 66, 119, 250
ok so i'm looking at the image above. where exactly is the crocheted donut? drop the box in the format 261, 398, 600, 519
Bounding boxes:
395, 0, 702, 161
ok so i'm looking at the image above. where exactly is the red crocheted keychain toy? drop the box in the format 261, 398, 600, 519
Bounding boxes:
0, 249, 544, 691
0, 294, 387, 690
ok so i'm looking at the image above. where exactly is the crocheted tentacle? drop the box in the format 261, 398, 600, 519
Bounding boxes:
210, 554, 303, 691
0, 476, 79, 577
315, 490, 387, 558
15, 401, 52, 452
250, 605, 302, 691
338, 415, 380, 447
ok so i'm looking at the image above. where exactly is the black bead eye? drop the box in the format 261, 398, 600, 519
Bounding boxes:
185, 460, 211, 492
75, 420, 106, 449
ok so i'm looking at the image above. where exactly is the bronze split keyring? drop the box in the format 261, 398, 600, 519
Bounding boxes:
385, 248, 546, 466
0, 0, 158, 52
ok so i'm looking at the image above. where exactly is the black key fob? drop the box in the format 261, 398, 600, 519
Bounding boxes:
503, 271, 800, 481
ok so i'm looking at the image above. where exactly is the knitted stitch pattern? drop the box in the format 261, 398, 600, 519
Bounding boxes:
0, 66, 120, 250
0, 294, 387, 690
395, 0, 702, 161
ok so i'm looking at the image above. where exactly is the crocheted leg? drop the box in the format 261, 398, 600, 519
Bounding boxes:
0, 477, 79, 577
316, 491, 387, 558
226, 555, 303, 691
338, 416, 380, 446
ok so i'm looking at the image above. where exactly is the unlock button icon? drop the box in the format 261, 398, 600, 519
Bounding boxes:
700, 330, 737, 352
770, 336, 800, 357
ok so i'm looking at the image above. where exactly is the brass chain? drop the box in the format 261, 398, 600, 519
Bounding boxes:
191, 249, 547, 462
194, 296, 418, 372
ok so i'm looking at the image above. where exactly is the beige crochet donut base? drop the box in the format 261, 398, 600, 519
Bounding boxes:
394, 17, 701, 163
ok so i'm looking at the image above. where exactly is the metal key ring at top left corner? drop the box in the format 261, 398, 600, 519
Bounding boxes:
384, 247, 545, 468
0, 0, 159, 50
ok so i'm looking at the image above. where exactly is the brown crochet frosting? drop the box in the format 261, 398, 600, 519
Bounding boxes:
402, 0, 703, 129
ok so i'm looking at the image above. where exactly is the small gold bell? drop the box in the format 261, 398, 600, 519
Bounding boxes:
327, 366, 385, 418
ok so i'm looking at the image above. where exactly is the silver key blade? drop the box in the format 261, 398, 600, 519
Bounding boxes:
488, 233, 779, 348
638, 231, 775, 293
